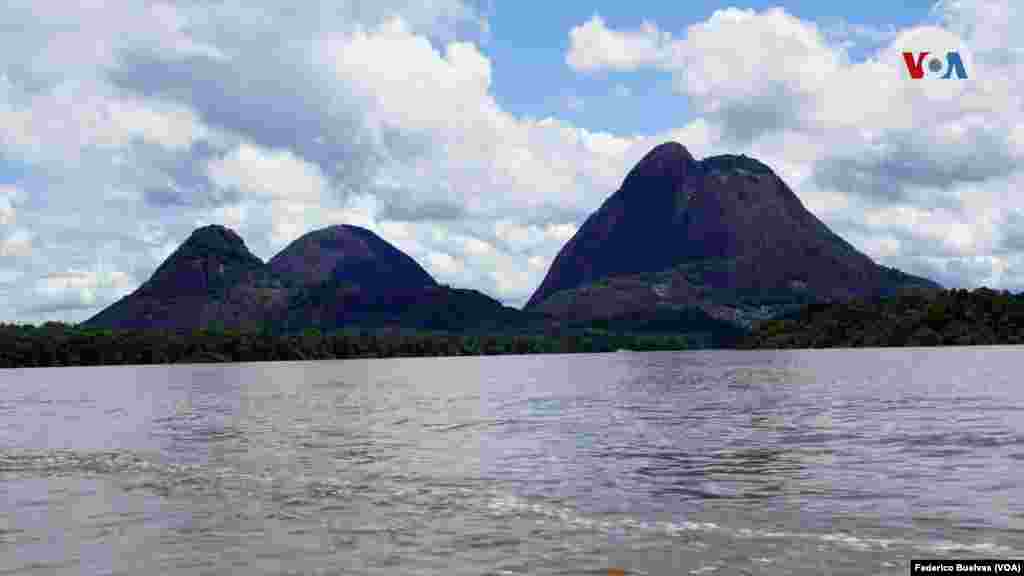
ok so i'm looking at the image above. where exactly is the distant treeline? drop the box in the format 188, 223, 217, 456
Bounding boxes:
742, 287, 1024, 349
8, 287, 1019, 368
0, 323, 700, 369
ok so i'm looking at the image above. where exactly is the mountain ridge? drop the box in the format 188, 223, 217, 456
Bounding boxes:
84, 225, 289, 330
268, 224, 437, 291
525, 141, 939, 324
84, 141, 940, 337
84, 224, 525, 333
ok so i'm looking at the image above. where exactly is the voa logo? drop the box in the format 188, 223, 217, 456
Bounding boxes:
902, 51, 969, 79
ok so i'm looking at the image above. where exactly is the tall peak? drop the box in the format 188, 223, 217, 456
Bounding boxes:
640, 142, 694, 164
526, 142, 940, 310
183, 225, 250, 255
190, 224, 240, 238
621, 142, 697, 191
155, 225, 264, 278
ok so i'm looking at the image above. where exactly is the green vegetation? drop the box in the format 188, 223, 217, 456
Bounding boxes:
743, 287, 1024, 349
579, 308, 746, 343
0, 323, 702, 369
13, 287, 1016, 368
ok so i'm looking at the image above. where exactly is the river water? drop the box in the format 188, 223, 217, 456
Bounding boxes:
2, 348, 1023, 575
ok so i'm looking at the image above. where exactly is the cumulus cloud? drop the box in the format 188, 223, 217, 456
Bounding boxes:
0, 188, 14, 227
207, 143, 329, 203
0, 185, 31, 260
29, 269, 133, 314
0, 228, 31, 259
933, 0, 1023, 65
566, 15, 675, 72
567, 8, 840, 143
823, 20, 898, 51
321, 18, 642, 222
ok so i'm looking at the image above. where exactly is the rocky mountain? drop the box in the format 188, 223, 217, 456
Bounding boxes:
526, 142, 939, 327
85, 224, 528, 334
85, 143, 939, 339
83, 225, 289, 330
266, 224, 532, 333
268, 225, 436, 292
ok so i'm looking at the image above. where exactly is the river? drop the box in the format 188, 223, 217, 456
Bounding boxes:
2, 347, 1023, 574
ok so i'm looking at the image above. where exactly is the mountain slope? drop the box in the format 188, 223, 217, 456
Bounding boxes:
84, 225, 288, 330
86, 223, 523, 334
278, 282, 535, 334
268, 224, 436, 291
526, 142, 939, 324
267, 224, 530, 333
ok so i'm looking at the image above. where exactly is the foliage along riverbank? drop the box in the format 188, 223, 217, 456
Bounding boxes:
0, 323, 701, 369
741, 287, 1024, 349
7, 287, 1023, 368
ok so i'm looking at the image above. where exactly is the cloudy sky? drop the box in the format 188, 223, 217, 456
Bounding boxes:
1, 0, 1021, 323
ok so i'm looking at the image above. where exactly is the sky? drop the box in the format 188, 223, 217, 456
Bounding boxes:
0, 0, 1021, 323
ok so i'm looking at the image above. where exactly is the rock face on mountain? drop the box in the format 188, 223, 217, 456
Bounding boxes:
86, 224, 525, 333
279, 282, 531, 334
85, 143, 940, 338
268, 225, 437, 291
269, 225, 533, 333
84, 225, 289, 330
526, 142, 939, 325
265, 224, 526, 332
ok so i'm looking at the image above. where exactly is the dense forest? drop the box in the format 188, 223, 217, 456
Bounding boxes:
742, 287, 1024, 348
0, 323, 699, 369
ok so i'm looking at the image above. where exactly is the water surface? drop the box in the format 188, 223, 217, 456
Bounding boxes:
2, 347, 1023, 574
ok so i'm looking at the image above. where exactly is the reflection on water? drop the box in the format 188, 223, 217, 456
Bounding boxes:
2, 349, 1024, 575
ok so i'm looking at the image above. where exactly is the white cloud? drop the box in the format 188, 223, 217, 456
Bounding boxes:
1, 80, 200, 165
207, 142, 329, 202
488, 263, 534, 302
0, 186, 16, 226
335, 194, 380, 231
0, 191, 15, 227
527, 255, 548, 271
30, 269, 133, 313
494, 220, 543, 251
545, 223, 577, 243
456, 234, 494, 256
823, 20, 898, 50
202, 141, 371, 256
566, 15, 674, 72
0, 228, 31, 259
933, 0, 1023, 59
492, 221, 578, 252
322, 15, 643, 226
0, 185, 31, 260
208, 203, 249, 231
427, 251, 460, 277
567, 8, 840, 115
568, 8, 841, 142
